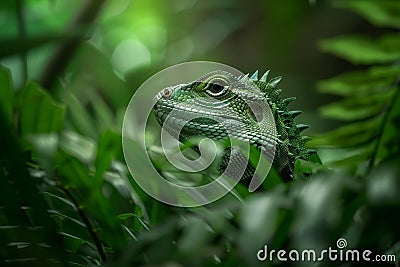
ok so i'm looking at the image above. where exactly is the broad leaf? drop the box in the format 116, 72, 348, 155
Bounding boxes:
17, 82, 65, 134
319, 34, 400, 64
308, 116, 382, 147
0, 66, 13, 122
317, 65, 400, 96
334, 0, 400, 29
319, 89, 394, 121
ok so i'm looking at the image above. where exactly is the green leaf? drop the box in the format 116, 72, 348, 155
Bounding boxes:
263, 167, 283, 190
42, 191, 74, 209
0, 105, 65, 263
0, 66, 13, 122
89, 90, 115, 132
68, 44, 131, 109
326, 144, 374, 168
94, 130, 121, 185
56, 154, 92, 188
86, 190, 126, 251
334, 0, 400, 29
28, 133, 59, 171
294, 159, 328, 175
238, 189, 286, 264
319, 89, 394, 121
367, 160, 400, 205
376, 87, 400, 164
178, 217, 213, 253
59, 131, 96, 165
61, 90, 98, 138
117, 213, 135, 220
104, 162, 149, 221
59, 232, 85, 253
48, 209, 86, 229
290, 173, 361, 250
317, 65, 400, 96
17, 82, 65, 134
308, 116, 383, 147
319, 34, 400, 64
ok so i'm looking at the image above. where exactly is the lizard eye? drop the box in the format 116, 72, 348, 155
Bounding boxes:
205, 79, 228, 97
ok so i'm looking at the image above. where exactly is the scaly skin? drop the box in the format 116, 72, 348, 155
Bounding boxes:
153, 70, 314, 182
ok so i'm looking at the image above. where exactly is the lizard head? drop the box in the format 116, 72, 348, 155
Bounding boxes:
153, 70, 276, 148
152, 69, 314, 181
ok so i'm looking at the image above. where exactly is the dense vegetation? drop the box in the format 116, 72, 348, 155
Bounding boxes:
0, 0, 399, 266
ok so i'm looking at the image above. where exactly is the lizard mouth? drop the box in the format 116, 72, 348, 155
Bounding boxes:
154, 99, 239, 123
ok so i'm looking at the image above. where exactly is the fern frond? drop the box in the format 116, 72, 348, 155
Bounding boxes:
312, 3, 400, 176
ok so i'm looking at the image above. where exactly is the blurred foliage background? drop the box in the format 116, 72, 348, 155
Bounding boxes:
1, 0, 400, 266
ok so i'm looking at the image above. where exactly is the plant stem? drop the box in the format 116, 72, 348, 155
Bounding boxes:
40, 0, 107, 90
59, 186, 107, 262
366, 79, 400, 175
16, 0, 28, 84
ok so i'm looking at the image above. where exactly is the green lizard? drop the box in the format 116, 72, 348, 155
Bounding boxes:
153, 70, 317, 183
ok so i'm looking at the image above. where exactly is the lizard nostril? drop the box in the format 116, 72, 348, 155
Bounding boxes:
162, 88, 172, 99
